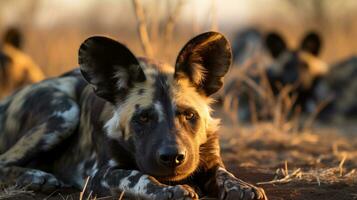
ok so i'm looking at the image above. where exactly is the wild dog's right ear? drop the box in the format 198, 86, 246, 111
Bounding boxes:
300, 32, 322, 56
265, 32, 287, 58
79, 36, 146, 103
3, 27, 23, 49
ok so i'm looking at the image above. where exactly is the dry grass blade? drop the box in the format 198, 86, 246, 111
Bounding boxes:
248, 90, 258, 124
284, 160, 289, 177
43, 190, 60, 200
315, 171, 321, 186
118, 191, 125, 200
0, 185, 34, 199
131, 0, 154, 58
303, 96, 333, 130
257, 168, 302, 185
86, 191, 93, 200
79, 176, 90, 200
239, 73, 266, 99
339, 153, 347, 177
273, 85, 295, 129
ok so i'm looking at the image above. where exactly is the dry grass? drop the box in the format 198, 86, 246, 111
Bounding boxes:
0, 185, 34, 199
219, 120, 357, 182
78, 176, 123, 200
222, 62, 304, 131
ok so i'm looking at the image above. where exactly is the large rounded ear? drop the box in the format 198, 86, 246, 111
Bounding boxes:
265, 32, 287, 58
3, 27, 23, 49
300, 32, 322, 56
78, 36, 146, 103
174, 32, 232, 96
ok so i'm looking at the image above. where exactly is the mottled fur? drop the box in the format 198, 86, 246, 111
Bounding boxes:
0, 32, 266, 200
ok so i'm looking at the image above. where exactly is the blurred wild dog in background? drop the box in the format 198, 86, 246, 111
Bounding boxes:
223, 29, 328, 122
264, 31, 328, 113
0, 27, 45, 99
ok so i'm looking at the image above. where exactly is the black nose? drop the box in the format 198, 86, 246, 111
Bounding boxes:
157, 146, 186, 168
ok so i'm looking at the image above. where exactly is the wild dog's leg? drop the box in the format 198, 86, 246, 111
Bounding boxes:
0, 166, 66, 192
90, 167, 198, 200
0, 96, 79, 191
200, 136, 267, 200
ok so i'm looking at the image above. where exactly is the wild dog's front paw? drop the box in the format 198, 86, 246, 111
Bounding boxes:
219, 178, 267, 200
16, 169, 65, 193
216, 168, 267, 200
154, 184, 199, 200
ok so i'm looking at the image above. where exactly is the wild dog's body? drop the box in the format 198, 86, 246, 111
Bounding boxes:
317, 56, 357, 121
0, 32, 267, 200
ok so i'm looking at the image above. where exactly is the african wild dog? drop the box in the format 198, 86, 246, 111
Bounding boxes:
264, 31, 328, 112
223, 31, 328, 121
0, 32, 267, 199
0, 27, 45, 99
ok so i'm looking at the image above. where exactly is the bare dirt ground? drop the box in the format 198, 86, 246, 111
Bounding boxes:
220, 123, 357, 200
1, 112, 357, 200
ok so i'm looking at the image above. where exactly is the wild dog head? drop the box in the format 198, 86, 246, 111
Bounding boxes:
3, 27, 23, 49
79, 32, 232, 182
265, 31, 328, 93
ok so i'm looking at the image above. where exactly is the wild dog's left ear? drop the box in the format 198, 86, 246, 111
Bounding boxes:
175, 32, 232, 96
78, 36, 146, 103
300, 32, 322, 56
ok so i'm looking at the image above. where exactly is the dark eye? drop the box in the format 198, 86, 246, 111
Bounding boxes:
139, 113, 150, 123
184, 111, 195, 120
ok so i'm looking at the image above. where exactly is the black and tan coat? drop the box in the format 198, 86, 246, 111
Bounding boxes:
264, 31, 328, 111
0, 32, 267, 200
224, 31, 328, 121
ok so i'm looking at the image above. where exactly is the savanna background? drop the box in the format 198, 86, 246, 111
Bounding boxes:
1, 0, 357, 199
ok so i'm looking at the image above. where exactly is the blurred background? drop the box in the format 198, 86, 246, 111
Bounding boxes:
1, 1, 357, 199
1, 0, 357, 76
